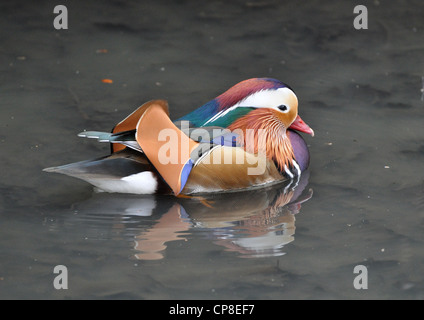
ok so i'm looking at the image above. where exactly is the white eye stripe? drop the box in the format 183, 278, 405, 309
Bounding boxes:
235, 87, 297, 111
203, 87, 297, 125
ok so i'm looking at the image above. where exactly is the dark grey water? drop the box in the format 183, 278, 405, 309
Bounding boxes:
1, 0, 424, 299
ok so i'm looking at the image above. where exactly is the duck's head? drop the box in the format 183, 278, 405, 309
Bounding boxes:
202, 78, 313, 136
217, 78, 314, 175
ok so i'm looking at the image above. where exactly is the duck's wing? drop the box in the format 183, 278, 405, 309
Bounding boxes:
77, 124, 242, 152
134, 100, 200, 195
68, 100, 247, 195
110, 100, 169, 152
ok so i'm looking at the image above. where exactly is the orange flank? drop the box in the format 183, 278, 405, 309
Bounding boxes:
101, 79, 113, 84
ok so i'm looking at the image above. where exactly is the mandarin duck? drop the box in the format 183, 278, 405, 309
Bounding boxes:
44, 78, 314, 195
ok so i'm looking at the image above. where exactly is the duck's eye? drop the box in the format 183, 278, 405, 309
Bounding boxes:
278, 105, 289, 112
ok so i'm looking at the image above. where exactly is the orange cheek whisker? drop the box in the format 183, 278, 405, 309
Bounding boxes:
227, 109, 295, 173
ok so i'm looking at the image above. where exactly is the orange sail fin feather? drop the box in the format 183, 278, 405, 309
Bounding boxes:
135, 101, 199, 195
111, 101, 170, 152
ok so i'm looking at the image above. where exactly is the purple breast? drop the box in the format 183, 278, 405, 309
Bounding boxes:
287, 130, 310, 172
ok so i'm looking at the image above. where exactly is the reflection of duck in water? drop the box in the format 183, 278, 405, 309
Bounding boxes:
68, 171, 311, 260
133, 171, 312, 259
44, 78, 313, 196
